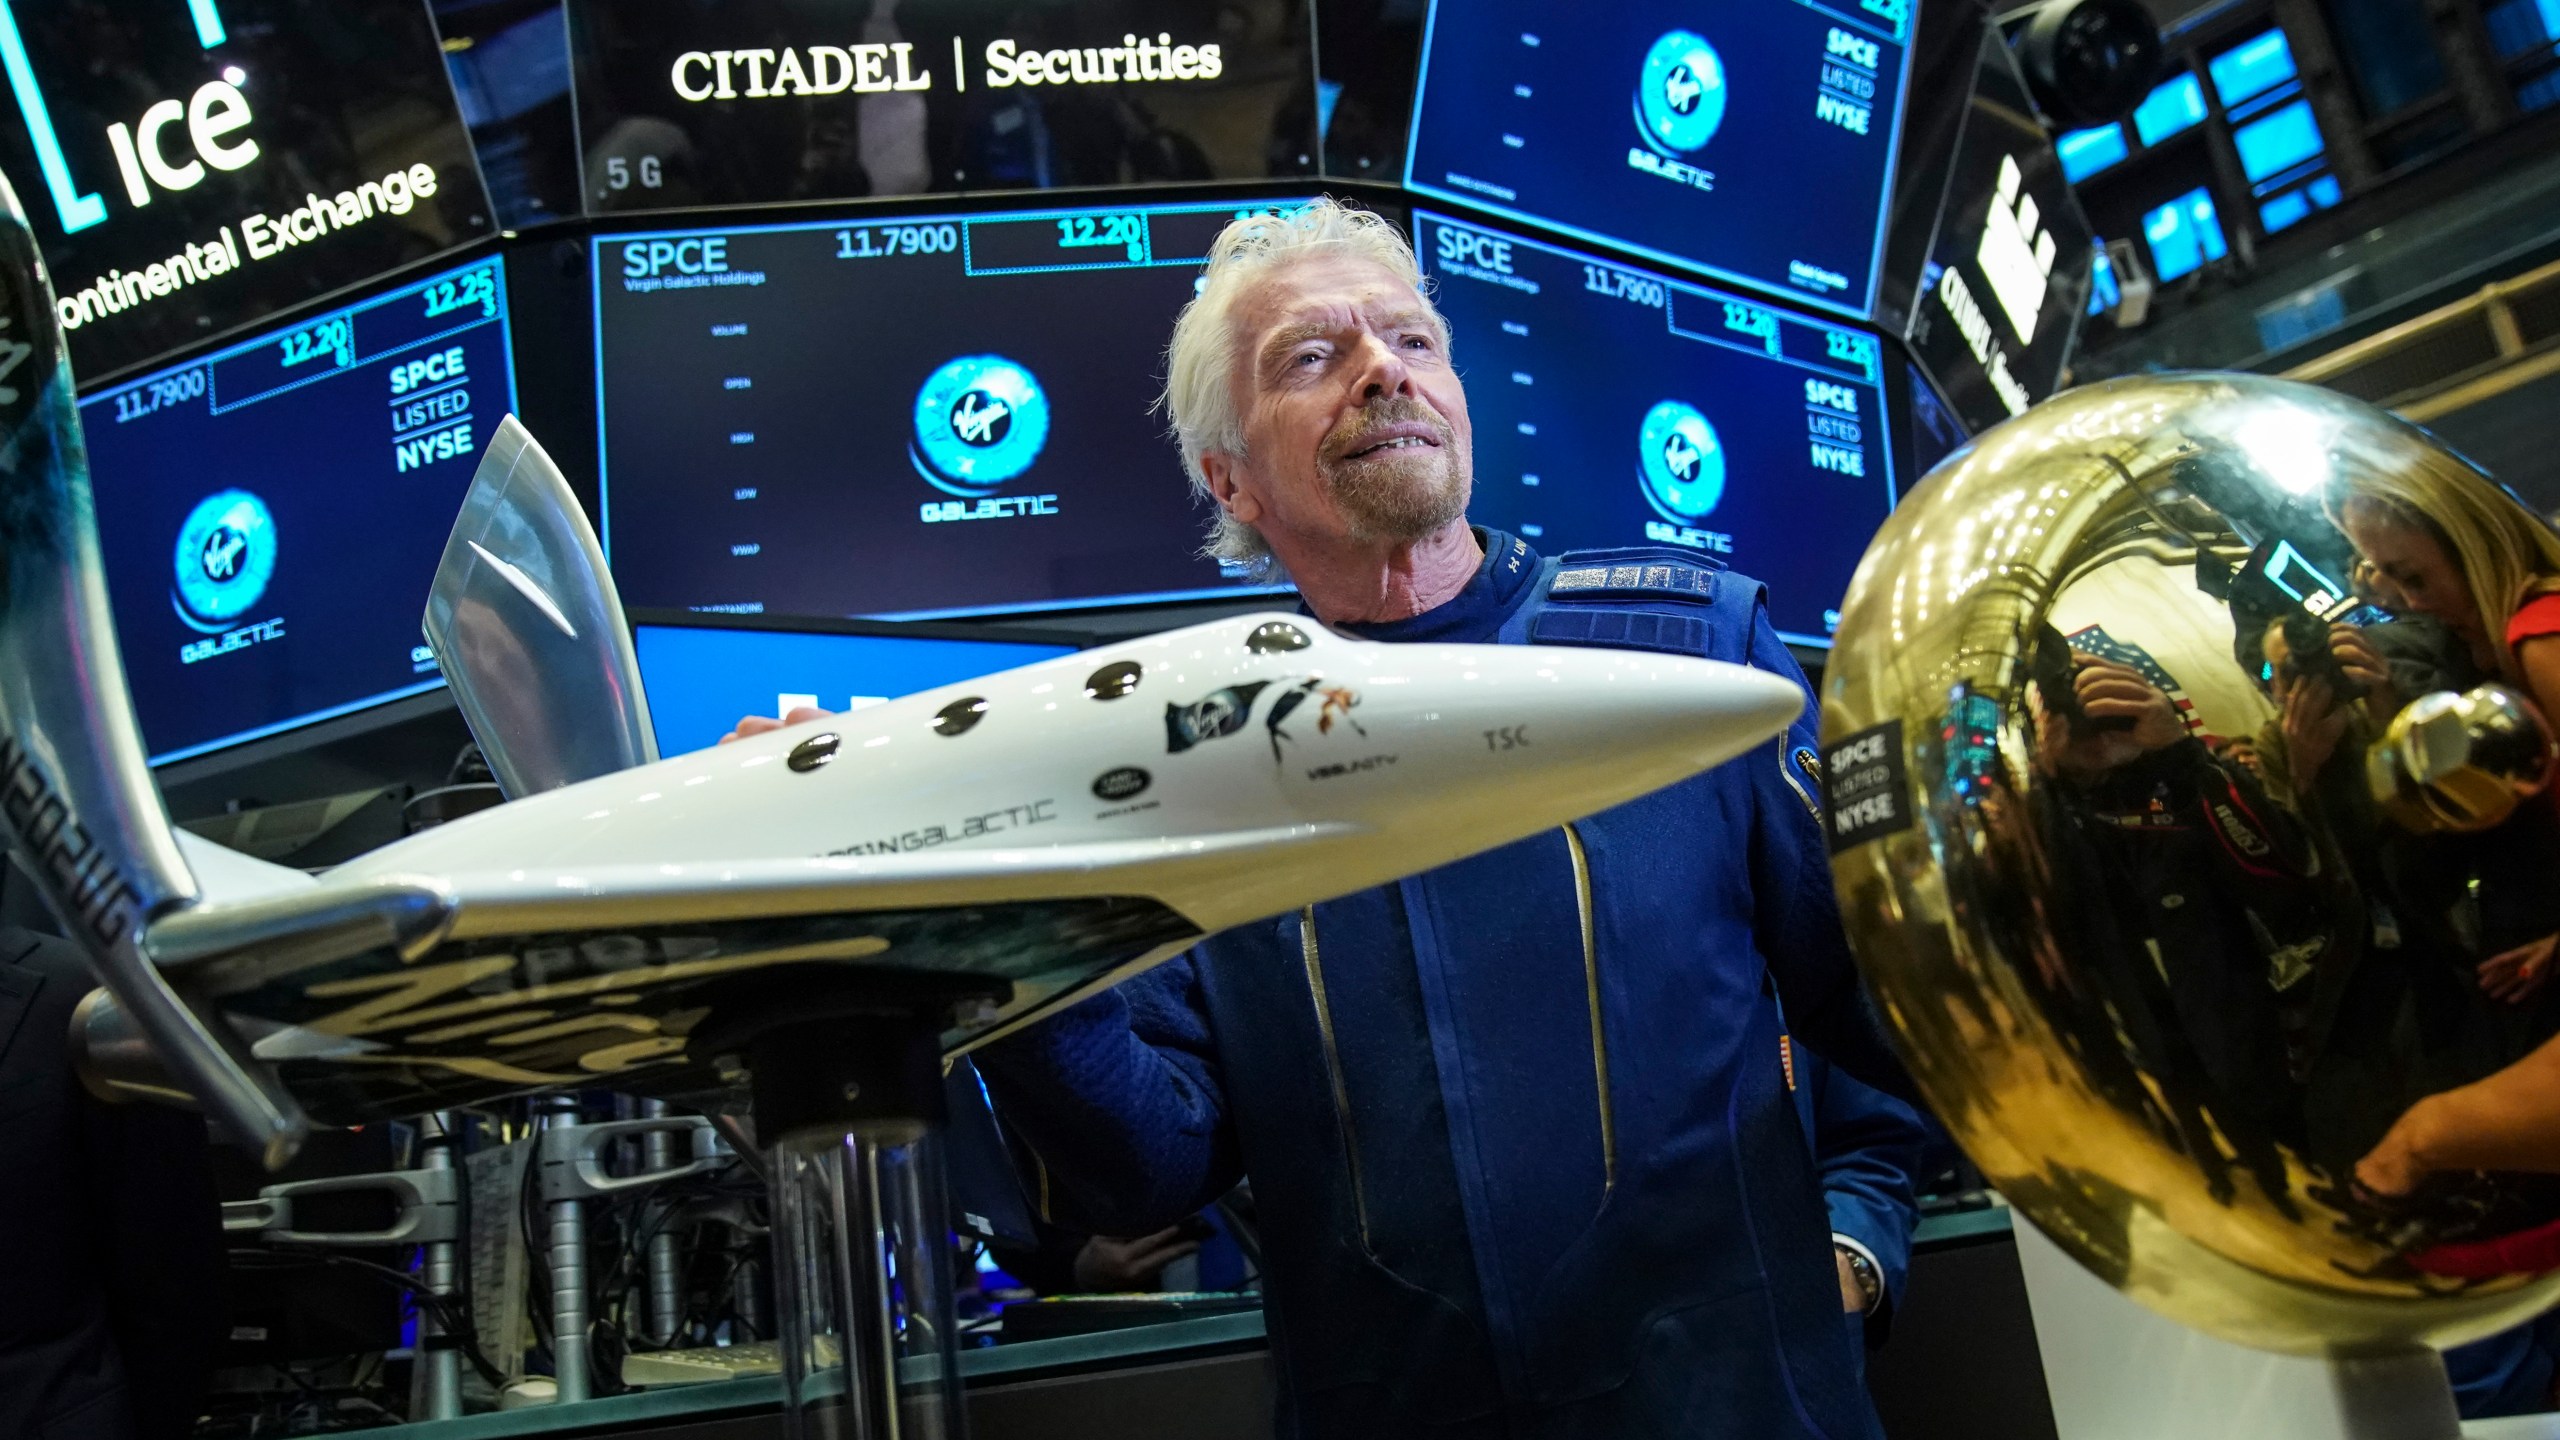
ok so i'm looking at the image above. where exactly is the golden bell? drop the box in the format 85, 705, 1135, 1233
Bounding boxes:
1824, 371, 2560, 1354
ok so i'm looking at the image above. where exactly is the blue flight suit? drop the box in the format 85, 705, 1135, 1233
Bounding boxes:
1787, 1033, 1928, 1372
979, 531, 1914, 1439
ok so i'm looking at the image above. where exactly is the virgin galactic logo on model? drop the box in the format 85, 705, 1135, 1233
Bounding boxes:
171, 489, 277, 632
1636, 31, 1728, 156
1638, 400, 1726, 523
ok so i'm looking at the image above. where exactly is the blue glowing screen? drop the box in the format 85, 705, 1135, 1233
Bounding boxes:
1413, 210, 1895, 647
2236, 100, 2324, 183
635, 623, 1077, 755
1403, 0, 1912, 318
81, 256, 516, 765
2133, 73, 2209, 146
2057, 124, 2130, 182
2143, 187, 2227, 281
2210, 31, 2299, 106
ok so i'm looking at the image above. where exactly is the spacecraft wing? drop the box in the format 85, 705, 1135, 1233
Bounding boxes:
125, 824, 1352, 1122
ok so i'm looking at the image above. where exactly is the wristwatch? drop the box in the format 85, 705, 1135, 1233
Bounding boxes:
1837, 1244, 1882, 1312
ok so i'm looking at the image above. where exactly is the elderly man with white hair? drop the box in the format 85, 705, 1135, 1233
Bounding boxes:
744, 197, 1918, 1437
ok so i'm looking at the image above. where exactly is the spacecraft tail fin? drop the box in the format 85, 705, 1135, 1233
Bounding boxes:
0, 173, 307, 1165
426, 415, 657, 798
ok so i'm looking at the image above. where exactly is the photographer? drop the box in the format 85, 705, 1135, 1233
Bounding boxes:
2026, 630, 2327, 1204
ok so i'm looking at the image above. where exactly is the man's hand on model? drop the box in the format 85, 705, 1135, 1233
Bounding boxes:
718, 706, 830, 746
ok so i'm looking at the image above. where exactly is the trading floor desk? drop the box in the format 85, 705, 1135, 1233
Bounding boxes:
393, 1209, 2052, 1440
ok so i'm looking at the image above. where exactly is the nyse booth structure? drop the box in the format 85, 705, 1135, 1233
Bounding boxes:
0, 0, 2213, 1432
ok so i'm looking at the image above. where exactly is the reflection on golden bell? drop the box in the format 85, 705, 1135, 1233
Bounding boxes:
1824, 372, 2560, 1354
2367, 685, 2557, 835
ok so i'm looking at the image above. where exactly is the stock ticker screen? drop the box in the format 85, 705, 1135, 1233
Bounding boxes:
83, 256, 516, 764
1404, 0, 1911, 319
593, 198, 1313, 619
1416, 211, 1894, 646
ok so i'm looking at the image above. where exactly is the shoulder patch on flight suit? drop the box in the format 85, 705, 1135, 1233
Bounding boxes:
1548, 560, 1720, 603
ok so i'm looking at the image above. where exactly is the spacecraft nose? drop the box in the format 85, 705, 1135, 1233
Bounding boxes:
1318, 641, 1806, 832
1520, 645, 1804, 775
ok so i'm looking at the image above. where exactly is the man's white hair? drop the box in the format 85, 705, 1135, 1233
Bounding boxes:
1159, 197, 1446, 577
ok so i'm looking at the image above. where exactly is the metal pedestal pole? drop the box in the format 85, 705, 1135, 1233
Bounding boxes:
641, 1098, 686, 1347
416, 1112, 465, 1421
536, 1096, 592, 1404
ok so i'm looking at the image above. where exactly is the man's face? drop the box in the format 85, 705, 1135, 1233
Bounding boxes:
1207, 252, 1473, 551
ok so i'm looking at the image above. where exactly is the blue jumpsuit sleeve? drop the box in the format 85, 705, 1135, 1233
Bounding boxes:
1809, 1059, 1928, 1311
1745, 608, 1924, 1108
971, 951, 1244, 1237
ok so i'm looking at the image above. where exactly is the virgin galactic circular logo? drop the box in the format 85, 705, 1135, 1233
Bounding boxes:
911, 355, 1051, 498
171, 489, 276, 632
1637, 401, 1725, 522
1636, 31, 1728, 155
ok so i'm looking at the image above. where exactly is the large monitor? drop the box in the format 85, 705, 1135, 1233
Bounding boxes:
82, 254, 518, 765
592, 196, 1328, 620
632, 614, 1080, 755
1403, 0, 1912, 319
1415, 210, 1896, 646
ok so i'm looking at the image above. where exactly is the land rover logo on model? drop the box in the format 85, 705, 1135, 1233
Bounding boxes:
1092, 766, 1151, 801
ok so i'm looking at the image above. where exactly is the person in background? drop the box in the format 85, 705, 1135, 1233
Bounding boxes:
2329, 471, 2560, 734
0, 925, 224, 1440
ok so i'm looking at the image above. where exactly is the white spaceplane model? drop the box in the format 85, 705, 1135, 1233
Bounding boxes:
0, 180, 1802, 1167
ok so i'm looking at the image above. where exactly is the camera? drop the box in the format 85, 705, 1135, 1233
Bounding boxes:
2277, 611, 2366, 701
2031, 624, 2134, 735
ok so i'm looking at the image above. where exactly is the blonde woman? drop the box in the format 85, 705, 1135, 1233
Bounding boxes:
2333, 472, 2560, 1005
2327, 469, 2560, 726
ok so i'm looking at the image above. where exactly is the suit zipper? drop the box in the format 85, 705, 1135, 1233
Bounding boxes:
1298, 906, 1377, 1249
1564, 823, 1616, 1194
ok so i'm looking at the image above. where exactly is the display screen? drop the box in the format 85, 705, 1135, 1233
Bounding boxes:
1415, 211, 1894, 646
2210, 31, 2298, 106
2143, 186, 2227, 281
593, 197, 1321, 620
83, 256, 516, 765
0, 0, 491, 381
568, 0, 1315, 213
2131, 73, 2208, 146
635, 619, 1077, 754
1403, 0, 1912, 318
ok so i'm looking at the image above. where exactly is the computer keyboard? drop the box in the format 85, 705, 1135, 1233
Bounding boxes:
621, 1337, 837, 1386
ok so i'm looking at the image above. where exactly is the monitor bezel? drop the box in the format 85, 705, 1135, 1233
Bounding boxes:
626, 608, 1089, 651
